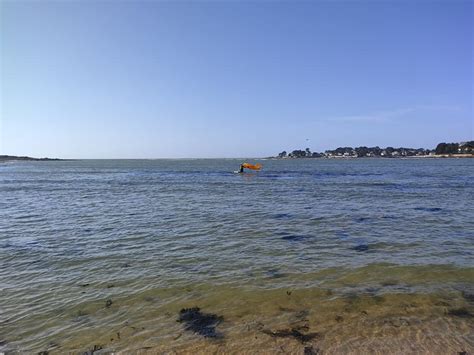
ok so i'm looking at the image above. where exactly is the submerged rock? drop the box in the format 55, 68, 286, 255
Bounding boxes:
178, 307, 223, 338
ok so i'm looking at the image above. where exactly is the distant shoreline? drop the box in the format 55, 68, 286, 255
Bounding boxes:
274, 141, 474, 159
406, 154, 474, 158
270, 154, 474, 159
1, 154, 473, 162
0, 155, 65, 162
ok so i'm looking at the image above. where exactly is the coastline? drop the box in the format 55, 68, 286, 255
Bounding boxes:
0, 155, 64, 162
272, 154, 474, 160
275, 142, 474, 159
413, 154, 474, 158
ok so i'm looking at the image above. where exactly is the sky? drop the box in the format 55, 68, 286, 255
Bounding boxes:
1, 0, 472, 158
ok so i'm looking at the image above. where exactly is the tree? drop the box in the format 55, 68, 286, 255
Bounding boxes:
278, 151, 287, 158
435, 143, 459, 154
371, 146, 382, 156
459, 141, 474, 154
291, 149, 306, 158
355, 146, 369, 157
435, 143, 446, 154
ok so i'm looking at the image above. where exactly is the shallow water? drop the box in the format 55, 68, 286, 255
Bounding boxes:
1, 158, 473, 353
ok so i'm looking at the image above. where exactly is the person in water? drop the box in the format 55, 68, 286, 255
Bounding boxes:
238, 164, 244, 173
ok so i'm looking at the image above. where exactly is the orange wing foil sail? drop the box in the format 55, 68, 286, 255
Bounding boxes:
242, 163, 262, 170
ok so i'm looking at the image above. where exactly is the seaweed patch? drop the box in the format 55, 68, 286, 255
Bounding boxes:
381, 280, 398, 287
178, 307, 223, 338
447, 308, 472, 318
273, 213, 292, 219
351, 244, 369, 252
262, 327, 319, 343
281, 235, 309, 242
266, 268, 286, 279
304, 345, 319, 355
414, 207, 442, 212
83, 344, 103, 355
461, 292, 474, 303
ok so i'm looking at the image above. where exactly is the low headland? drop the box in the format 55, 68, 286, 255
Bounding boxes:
0, 155, 63, 162
274, 141, 474, 159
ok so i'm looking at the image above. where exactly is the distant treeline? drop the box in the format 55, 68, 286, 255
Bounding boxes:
276, 141, 474, 158
434, 142, 473, 155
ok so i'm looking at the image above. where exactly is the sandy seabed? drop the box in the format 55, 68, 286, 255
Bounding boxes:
52, 290, 473, 355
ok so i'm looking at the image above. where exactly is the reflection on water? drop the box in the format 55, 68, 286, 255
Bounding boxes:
0, 159, 473, 353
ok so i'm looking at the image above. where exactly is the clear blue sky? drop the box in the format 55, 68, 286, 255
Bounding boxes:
1, 0, 472, 158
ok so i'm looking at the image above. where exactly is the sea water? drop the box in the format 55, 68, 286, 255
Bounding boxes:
1, 158, 473, 353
